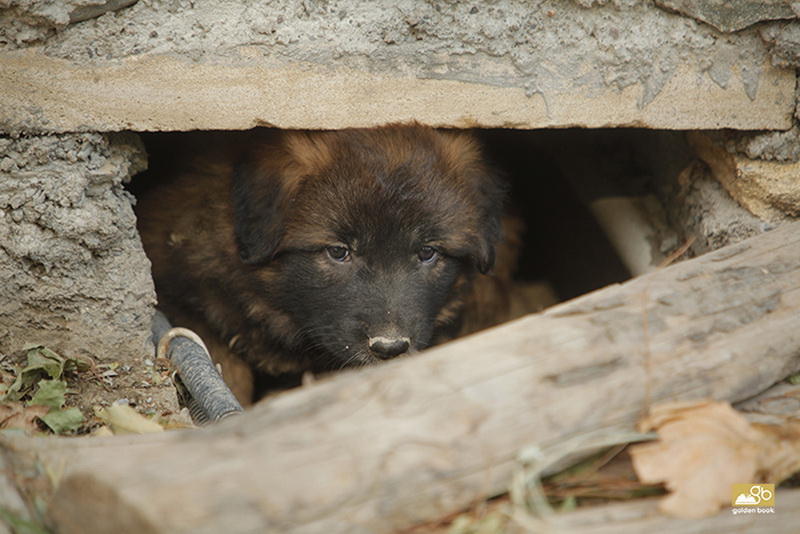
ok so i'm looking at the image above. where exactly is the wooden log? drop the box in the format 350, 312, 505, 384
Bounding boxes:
3, 221, 800, 534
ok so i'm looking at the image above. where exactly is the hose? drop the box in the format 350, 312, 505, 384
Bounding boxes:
151, 310, 243, 424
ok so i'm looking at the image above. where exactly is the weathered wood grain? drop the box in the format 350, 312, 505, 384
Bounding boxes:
3, 222, 800, 534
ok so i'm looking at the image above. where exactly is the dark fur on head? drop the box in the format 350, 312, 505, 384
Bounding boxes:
136, 123, 515, 402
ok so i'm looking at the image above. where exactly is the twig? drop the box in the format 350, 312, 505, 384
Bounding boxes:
658, 236, 696, 268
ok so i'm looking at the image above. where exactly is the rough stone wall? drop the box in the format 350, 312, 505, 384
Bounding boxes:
0, 132, 155, 361
689, 130, 800, 222
661, 161, 768, 254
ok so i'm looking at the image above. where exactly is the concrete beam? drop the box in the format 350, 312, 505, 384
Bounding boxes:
0, 1, 795, 133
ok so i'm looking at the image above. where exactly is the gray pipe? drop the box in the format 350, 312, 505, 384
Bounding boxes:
151, 310, 243, 424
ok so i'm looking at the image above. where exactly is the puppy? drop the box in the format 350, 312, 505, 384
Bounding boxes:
136, 124, 519, 403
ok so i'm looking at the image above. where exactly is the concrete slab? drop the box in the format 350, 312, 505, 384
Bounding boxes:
0, 1, 795, 133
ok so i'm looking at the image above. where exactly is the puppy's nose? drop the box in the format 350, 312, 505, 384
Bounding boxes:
368, 336, 410, 359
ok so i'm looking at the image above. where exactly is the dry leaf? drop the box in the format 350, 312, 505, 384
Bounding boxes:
4, 347, 64, 401
630, 401, 800, 518
753, 421, 800, 481
39, 406, 84, 434
97, 404, 164, 435
28, 378, 67, 409
0, 404, 49, 432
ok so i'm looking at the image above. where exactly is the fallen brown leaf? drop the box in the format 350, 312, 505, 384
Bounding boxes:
630, 401, 800, 518
754, 421, 800, 482
0, 404, 49, 433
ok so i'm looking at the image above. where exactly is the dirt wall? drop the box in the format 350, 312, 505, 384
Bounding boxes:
0, 132, 154, 362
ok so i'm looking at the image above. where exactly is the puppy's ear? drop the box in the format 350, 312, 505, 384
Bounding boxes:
475, 238, 497, 274
473, 173, 505, 274
231, 154, 295, 264
435, 130, 506, 275
231, 133, 332, 264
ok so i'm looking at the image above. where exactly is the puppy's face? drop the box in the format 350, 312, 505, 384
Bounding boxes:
232, 125, 504, 370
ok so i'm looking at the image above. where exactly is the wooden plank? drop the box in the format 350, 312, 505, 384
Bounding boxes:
3, 222, 800, 534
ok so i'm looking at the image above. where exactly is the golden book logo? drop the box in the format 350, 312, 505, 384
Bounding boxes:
731, 484, 775, 513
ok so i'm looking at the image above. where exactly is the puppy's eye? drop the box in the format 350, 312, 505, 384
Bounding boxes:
418, 246, 438, 264
326, 246, 350, 262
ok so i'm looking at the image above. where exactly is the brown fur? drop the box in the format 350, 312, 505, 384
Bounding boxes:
136, 124, 520, 404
